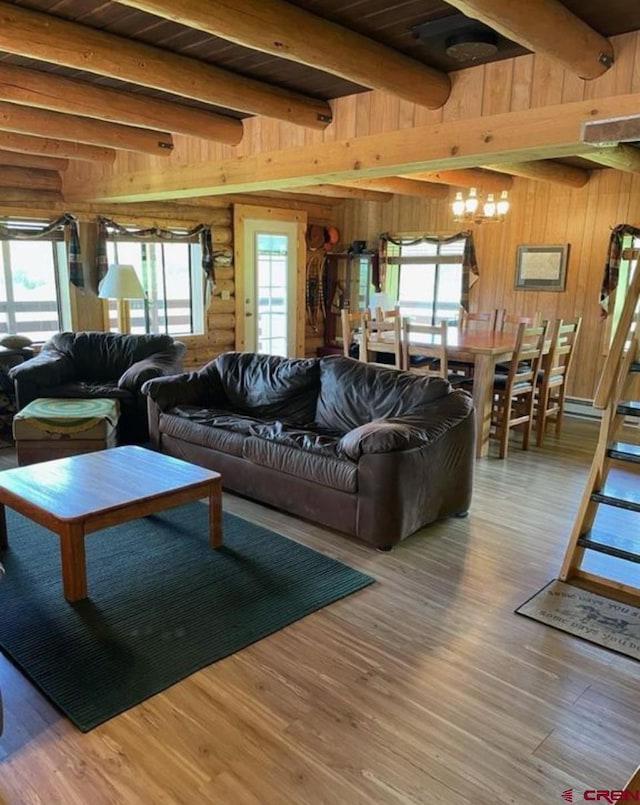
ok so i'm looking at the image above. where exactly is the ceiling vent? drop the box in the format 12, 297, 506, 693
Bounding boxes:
444, 32, 499, 62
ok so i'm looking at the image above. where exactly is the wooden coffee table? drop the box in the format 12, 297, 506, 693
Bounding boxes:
0, 446, 222, 602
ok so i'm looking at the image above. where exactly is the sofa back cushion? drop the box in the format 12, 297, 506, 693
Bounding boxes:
316, 356, 452, 432
48, 332, 177, 381
212, 352, 320, 426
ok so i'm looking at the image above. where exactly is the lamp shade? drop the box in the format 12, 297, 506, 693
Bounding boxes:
98, 264, 146, 300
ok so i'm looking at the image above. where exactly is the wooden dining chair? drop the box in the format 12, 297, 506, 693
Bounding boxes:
453, 307, 499, 378
340, 308, 369, 358
535, 317, 582, 446
374, 304, 401, 321
401, 318, 448, 377
459, 307, 499, 331
401, 318, 472, 386
497, 309, 542, 330
491, 321, 548, 458
360, 314, 402, 369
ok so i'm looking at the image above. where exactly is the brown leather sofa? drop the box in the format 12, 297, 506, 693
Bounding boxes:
142, 351, 475, 549
9, 331, 185, 444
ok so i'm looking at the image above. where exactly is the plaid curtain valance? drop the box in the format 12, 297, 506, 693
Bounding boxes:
378, 230, 478, 310
600, 223, 640, 318
0, 212, 84, 288
96, 217, 214, 291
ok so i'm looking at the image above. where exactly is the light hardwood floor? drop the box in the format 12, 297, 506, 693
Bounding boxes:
0, 418, 639, 804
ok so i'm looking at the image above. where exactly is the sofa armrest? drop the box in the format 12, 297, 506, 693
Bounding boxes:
338, 420, 428, 460
9, 352, 76, 408
338, 390, 474, 460
118, 350, 185, 394
141, 372, 212, 411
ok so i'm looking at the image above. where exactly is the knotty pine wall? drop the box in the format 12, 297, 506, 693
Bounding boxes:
61, 31, 640, 394
336, 169, 640, 401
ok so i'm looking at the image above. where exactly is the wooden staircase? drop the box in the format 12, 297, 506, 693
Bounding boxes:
559, 262, 640, 601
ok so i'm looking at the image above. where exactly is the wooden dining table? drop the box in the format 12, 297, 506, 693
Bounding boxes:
369, 327, 520, 458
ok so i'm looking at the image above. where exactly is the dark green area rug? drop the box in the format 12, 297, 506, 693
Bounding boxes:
0, 503, 374, 731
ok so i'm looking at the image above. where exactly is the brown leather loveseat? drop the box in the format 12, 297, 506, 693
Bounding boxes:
142, 351, 475, 549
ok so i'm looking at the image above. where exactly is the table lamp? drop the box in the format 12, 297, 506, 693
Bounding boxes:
98, 264, 146, 333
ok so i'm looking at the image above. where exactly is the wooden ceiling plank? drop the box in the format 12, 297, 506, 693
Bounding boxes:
0, 63, 243, 147
581, 145, 640, 173
0, 165, 61, 191
445, 0, 613, 79
62, 93, 640, 202
115, 0, 451, 110
0, 149, 69, 172
483, 160, 590, 188
402, 168, 513, 192
0, 2, 332, 130
0, 131, 115, 163
0, 101, 173, 155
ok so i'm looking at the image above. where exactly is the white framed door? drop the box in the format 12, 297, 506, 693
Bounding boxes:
234, 206, 306, 357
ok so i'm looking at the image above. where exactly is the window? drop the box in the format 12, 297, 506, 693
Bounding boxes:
384, 237, 465, 323
106, 238, 204, 336
0, 222, 71, 342
255, 232, 288, 356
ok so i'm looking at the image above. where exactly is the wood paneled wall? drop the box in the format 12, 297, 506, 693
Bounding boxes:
336, 170, 640, 400
59, 30, 640, 390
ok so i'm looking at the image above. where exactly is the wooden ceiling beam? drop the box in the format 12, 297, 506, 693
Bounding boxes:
115, 0, 451, 110
581, 145, 640, 173
0, 149, 68, 172
0, 165, 61, 191
0, 101, 173, 156
63, 93, 640, 202
445, 0, 613, 79
402, 168, 513, 193
483, 160, 591, 188
0, 187, 63, 206
287, 184, 393, 202
0, 64, 243, 147
0, 2, 332, 130
337, 178, 448, 199
0, 131, 115, 163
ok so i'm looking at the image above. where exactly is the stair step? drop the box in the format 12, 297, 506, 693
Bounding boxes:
631, 362, 640, 373
591, 485, 640, 512
608, 442, 640, 463
618, 400, 640, 417
578, 530, 640, 564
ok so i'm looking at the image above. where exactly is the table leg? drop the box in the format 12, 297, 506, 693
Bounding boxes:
59, 522, 87, 602
472, 354, 495, 458
0, 503, 7, 550
208, 477, 223, 548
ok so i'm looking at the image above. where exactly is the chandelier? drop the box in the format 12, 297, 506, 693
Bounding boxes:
451, 187, 510, 224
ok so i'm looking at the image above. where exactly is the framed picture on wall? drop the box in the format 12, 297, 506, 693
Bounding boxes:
515, 244, 569, 291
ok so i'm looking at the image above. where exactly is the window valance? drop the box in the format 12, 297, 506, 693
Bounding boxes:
600, 223, 640, 318
96, 217, 214, 292
0, 212, 83, 288
379, 231, 478, 310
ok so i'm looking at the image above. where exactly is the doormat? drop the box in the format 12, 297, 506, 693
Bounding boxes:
516, 579, 640, 661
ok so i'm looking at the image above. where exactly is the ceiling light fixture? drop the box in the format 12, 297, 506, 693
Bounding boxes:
451, 187, 510, 224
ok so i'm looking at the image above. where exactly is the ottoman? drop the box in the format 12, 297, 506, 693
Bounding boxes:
13, 398, 119, 466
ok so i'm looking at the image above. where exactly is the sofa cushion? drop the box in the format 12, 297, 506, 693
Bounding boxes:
242, 436, 357, 493
159, 411, 248, 456
316, 356, 451, 432
212, 352, 320, 426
